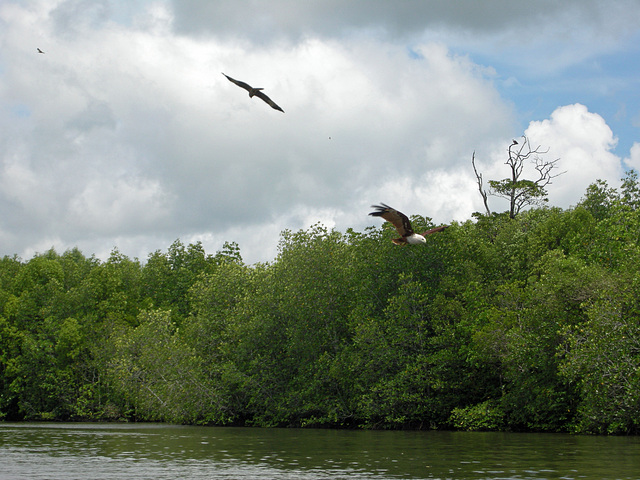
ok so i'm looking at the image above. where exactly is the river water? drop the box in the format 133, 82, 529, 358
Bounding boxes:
1, 423, 638, 479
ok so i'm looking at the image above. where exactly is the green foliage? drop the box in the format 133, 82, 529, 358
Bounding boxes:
488, 178, 548, 213
107, 309, 217, 423
1, 174, 640, 434
450, 400, 505, 431
558, 264, 640, 434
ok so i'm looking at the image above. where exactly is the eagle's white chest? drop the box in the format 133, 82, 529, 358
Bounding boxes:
406, 233, 426, 245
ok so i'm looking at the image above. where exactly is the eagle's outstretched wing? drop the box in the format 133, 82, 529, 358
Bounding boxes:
422, 225, 449, 235
221, 73, 252, 93
254, 90, 284, 112
369, 203, 414, 237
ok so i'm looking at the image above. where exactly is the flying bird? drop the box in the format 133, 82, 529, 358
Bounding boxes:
37, 48, 44, 54
369, 203, 448, 245
221, 72, 284, 112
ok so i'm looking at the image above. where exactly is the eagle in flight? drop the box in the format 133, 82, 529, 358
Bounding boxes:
222, 73, 284, 112
37, 48, 44, 54
370, 203, 448, 245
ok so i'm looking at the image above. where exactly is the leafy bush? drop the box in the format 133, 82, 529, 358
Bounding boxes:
450, 401, 505, 431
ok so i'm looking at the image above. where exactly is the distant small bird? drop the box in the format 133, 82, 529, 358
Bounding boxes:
221, 72, 284, 112
37, 48, 45, 54
369, 203, 448, 245
512, 139, 518, 145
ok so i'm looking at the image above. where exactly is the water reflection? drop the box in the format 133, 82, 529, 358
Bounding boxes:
1, 423, 639, 479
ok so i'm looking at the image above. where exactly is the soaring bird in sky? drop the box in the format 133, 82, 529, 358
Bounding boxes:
221, 73, 284, 112
369, 203, 448, 245
37, 48, 44, 54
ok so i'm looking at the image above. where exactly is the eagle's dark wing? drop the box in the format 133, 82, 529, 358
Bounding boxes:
422, 225, 449, 235
254, 90, 284, 113
221, 73, 253, 93
369, 203, 414, 237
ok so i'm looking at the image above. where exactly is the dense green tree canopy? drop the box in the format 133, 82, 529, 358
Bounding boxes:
1, 174, 640, 434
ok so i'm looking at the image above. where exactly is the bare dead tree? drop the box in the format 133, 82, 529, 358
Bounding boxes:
472, 136, 565, 218
472, 151, 491, 216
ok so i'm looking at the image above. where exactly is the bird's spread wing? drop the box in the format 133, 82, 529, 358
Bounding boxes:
422, 225, 449, 235
254, 90, 284, 112
221, 73, 253, 93
369, 203, 414, 237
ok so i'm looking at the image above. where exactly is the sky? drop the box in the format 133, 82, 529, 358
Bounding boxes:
2, 0, 640, 264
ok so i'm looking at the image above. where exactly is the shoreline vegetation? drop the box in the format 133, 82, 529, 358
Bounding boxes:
2, 174, 640, 435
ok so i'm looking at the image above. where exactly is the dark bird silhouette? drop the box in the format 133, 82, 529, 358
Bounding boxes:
221, 73, 284, 112
369, 203, 448, 245
37, 48, 45, 54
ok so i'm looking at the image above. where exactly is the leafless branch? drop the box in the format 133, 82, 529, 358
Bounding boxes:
472, 150, 492, 216
472, 136, 564, 219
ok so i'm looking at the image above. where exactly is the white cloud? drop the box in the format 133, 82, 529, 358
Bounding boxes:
68, 176, 172, 232
524, 104, 623, 207
624, 142, 640, 172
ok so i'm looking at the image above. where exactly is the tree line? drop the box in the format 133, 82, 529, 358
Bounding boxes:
1, 173, 640, 434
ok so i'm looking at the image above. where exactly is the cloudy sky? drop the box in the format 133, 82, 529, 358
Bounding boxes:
2, 0, 640, 264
